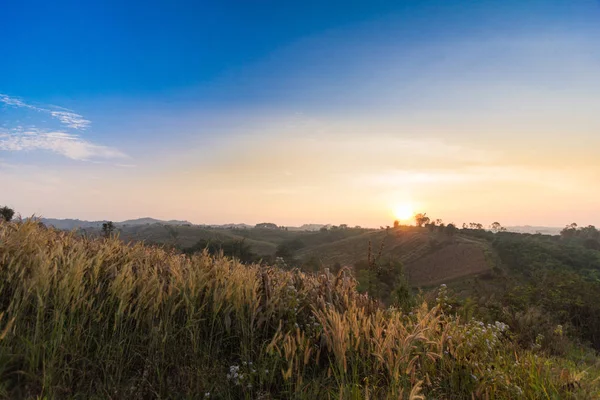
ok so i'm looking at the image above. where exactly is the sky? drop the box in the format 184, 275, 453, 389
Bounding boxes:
1, 0, 600, 228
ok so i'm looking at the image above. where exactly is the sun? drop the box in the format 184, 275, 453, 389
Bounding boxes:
393, 204, 414, 221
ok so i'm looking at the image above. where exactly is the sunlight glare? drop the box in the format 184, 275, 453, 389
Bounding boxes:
393, 204, 414, 221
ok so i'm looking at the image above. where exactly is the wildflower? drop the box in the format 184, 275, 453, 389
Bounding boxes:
205, 393, 210, 398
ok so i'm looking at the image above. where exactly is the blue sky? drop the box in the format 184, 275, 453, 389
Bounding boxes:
2, 0, 600, 226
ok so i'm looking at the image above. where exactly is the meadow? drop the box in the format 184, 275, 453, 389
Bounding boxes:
1, 220, 599, 399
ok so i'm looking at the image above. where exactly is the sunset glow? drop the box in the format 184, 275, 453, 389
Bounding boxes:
1, 1, 600, 228
394, 204, 415, 221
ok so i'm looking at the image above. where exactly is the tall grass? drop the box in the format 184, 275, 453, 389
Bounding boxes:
0, 220, 598, 399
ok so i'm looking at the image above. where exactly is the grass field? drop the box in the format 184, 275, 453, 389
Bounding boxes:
1, 220, 599, 399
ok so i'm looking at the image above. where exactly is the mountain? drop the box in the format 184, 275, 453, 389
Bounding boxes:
37, 217, 192, 230
505, 225, 562, 235
37, 218, 107, 230
118, 218, 192, 226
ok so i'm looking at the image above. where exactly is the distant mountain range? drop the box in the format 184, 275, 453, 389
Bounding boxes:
32, 218, 563, 235
33, 218, 330, 232
36, 217, 193, 230
505, 226, 563, 235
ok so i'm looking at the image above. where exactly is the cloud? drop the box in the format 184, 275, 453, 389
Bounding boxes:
0, 93, 91, 130
0, 94, 126, 161
49, 111, 91, 130
0, 128, 127, 161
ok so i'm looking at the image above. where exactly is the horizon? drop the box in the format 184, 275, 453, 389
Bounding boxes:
2, 1, 600, 228
26, 214, 571, 231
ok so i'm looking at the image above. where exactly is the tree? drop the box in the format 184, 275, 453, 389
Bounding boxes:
579, 225, 599, 240
445, 223, 457, 236
275, 238, 305, 261
560, 223, 578, 238
0, 206, 15, 222
102, 221, 115, 238
414, 213, 430, 227
583, 238, 600, 251
468, 222, 484, 230
490, 222, 506, 233
393, 220, 400, 228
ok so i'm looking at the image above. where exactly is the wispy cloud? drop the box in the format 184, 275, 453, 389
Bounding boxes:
48, 110, 91, 130
0, 128, 126, 161
0, 94, 128, 161
0, 93, 91, 130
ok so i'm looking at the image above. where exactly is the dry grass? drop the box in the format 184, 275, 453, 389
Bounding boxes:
405, 242, 490, 287
0, 220, 597, 399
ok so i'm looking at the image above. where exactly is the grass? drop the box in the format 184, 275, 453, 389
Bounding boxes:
0, 220, 598, 399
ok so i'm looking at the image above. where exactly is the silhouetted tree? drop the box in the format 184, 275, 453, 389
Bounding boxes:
445, 223, 458, 237
0, 206, 15, 222
579, 225, 599, 240
393, 220, 400, 228
414, 213, 430, 227
102, 221, 115, 238
468, 222, 484, 230
560, 223, 578, 238
490, 222, 506, 233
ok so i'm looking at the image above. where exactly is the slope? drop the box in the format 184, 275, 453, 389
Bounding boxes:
296, 227, 493, 287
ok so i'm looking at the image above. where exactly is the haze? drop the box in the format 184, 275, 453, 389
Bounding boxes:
2, 0, 599, 227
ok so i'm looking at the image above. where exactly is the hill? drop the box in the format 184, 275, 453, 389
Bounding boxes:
294, 228, 493, 287
116, 223, 278, 255
38, 217, 193, 230
1, 220, 598, 399
118, 217, 193, 226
